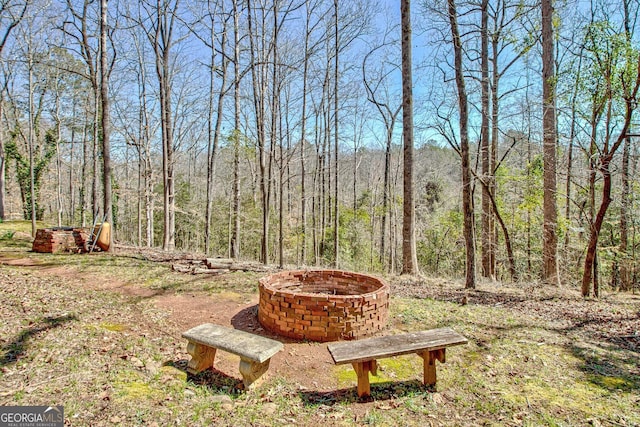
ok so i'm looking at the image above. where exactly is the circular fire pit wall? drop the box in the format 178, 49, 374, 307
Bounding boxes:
258, 270, 389, 342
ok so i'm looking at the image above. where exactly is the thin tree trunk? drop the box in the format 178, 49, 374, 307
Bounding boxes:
480, 0, 492, 279
204, 19, 217, 255
490, 30, 499, 279
205, 17, 228, 255
230, 0, 241, 259
332, 0, 339, 268
247, 0, 270, 264
100, 0, 113, 251
28, 54, 36, 234
380, 135, 390, 269
620, 135, 631, 290
0, 98, 5, 221
448, 0, 475, 289
69, 103, 76, 224
400, 0, 418, 275
80, 98, 89, 227
150, 0, 178, 251
299, 0, 314, 265
92, 92, 99, 221
0, 1, 28, 221
619, 0, 633, 291
563, 47, 583, 254
55, 93, 62, 227
137, 145, 142, 246
541, 0, 558, 284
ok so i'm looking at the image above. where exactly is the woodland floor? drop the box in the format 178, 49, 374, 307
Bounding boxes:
0, 224, 639, 426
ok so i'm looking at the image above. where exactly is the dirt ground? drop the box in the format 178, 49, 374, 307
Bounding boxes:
2, 246, 639, 426
0, 255, 339, 392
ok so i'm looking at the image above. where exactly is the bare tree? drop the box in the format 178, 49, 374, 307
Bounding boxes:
447, 0, 475, 289
137, 0, 181, 251
480, 0, 492, 279
61, 0, 102, 225
362, 34, 401, 272
541, 0, 558, 284
332, 0, 339, 267
0, 0, 30, 221
230, 0, 242, 260
100, 0, 113, 250
400, 0, 418, 274
189, 0, 230, 255
246, 0, 271, 264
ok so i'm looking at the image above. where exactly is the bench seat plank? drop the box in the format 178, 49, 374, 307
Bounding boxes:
327, 328, 467, 397
182, 323, 283, 363
327, 328, 467, 365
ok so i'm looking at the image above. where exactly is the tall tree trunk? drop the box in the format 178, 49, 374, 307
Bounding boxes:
247, 0, 270, 264
0, 98, 5, 221
480, 0, 493, 279
68, 102, 76, 224
205, 16, 228, 255
618, 0, 633, 290
80, 99, 89, 227
55, 91, 62, 227
490, 30, 499, 279
620, 134, 631, 290
541, 0, 558, 284
564, 62, 581, 251
204, 20, 217, 255
0, 0, 29, 221
332, 0, 339, 268
28, 54, 36, 235
380, 135, 391, 269
230, 0, 241, 259
92, 93, 99, 221
299, 0, 314, 266
100, 0, 113, 251
150, 0, 178, 251
400, 0, 418, 275
448, 0, 475, 289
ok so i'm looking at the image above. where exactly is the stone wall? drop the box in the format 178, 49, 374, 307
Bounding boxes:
258, 270, 389, 342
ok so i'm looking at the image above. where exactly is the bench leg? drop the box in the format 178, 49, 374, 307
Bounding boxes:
419, 348, 446, 386
351, 360, 377, 398
186, 341, 217, 374
239, 358, 271, 389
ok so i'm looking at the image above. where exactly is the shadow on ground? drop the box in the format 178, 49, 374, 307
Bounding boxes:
569, 343, 640, 392
230, 305, 299, 343
299, 380, 430, 405
1, 314, 78, 367
164, 359, 244, 394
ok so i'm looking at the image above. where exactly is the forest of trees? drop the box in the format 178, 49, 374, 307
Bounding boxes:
1, 0, 639, 296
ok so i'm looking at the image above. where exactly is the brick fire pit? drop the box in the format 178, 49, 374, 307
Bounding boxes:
258, 270, 389, 342
32, 227, 90, 253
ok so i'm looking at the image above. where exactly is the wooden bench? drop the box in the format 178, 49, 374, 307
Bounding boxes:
327, 328, 468, 397
182, 323, 283, 388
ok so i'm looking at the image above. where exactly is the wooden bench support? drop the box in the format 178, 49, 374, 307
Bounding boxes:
419, 348, 446, 386
351, 360, 378, 397
182, 323, 283, 390
327, 328, 467, 398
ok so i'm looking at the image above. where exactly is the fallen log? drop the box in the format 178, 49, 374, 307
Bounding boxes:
173, 258, 275, 274
205, 258, 234, 268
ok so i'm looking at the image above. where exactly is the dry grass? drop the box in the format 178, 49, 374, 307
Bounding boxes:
0, 221, 638, 426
